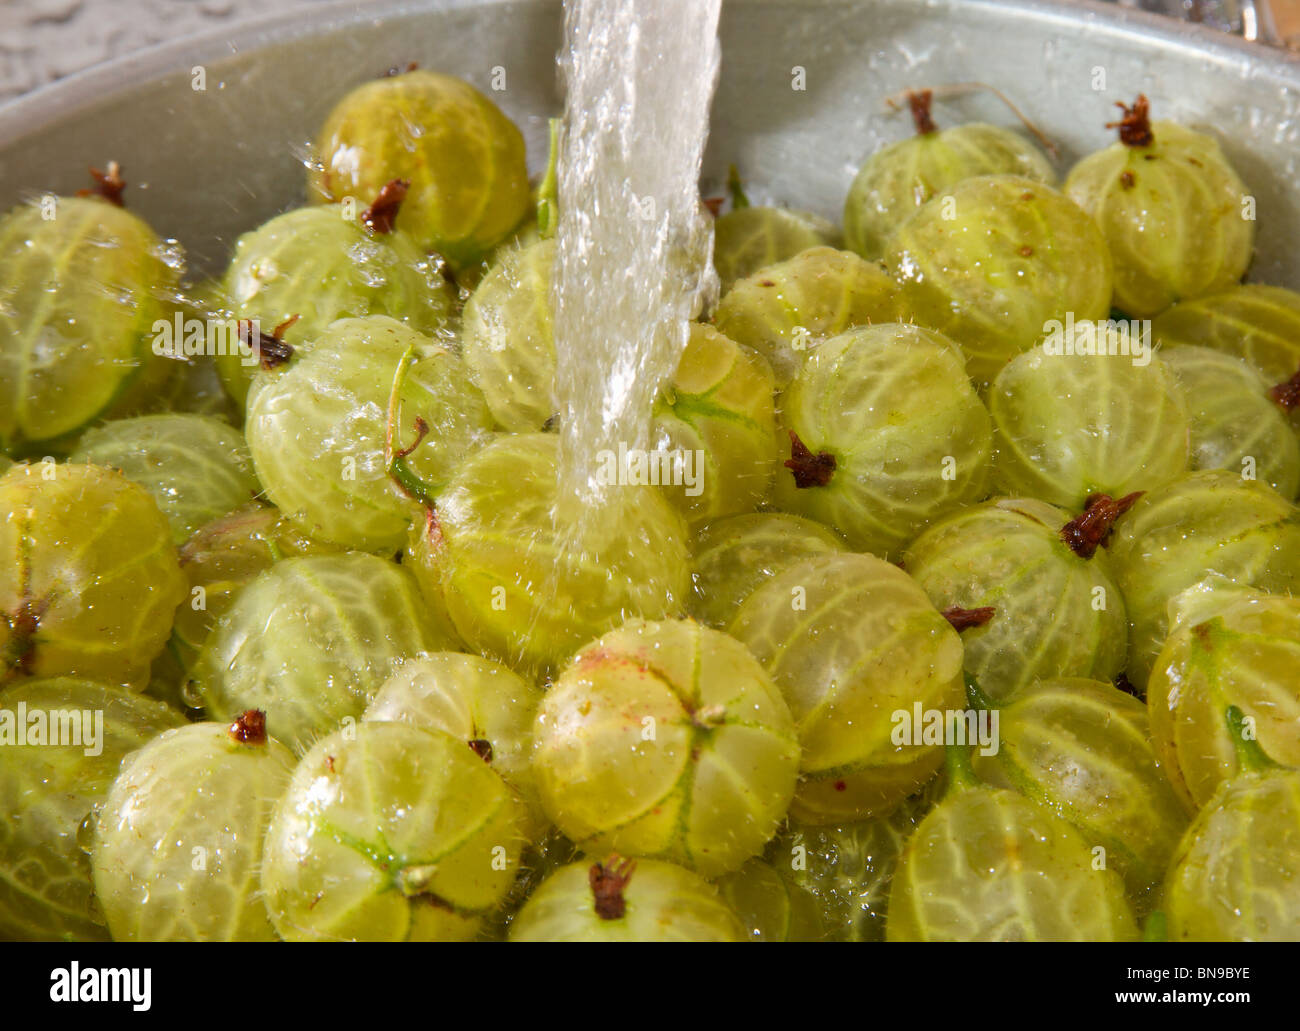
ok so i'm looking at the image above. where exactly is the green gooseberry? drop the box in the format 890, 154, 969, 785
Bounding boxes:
0, 194, 182, 453
194, 552, 458, 753
261, 721, 524, 941
309, 69, 530, 269
1, 462, 185, 689
1153, 283, 1300, 429
532, 618, 799, 878
884, 174, 1114, 386
363, 651, 547, 841
91, 712, 295, 941
844, 90, 1055, 260
714, 206, 839, 294
216, 204, 457, 407
712, 246, 901, 387
987, 331, 1190, 509
1163, 345, 1300, 499
688, 512, 847, 629
1108, 470, 1300, 690
903, 497, 1129, 701
70, 414, 260, 544
773, 322, 992, 559
1064, 96, 1254, 318
245, 315, 494, 552
729, 552, 965, 824
1163, 711, 1300, 942
715, 856, 829, 942
461, 236, 556, 432
971, 677, 1190, 907
407, 433, 690, 678
167, 503, 342, 689
1148, 586, 1300, 810
508, 856, 745, 942
887, 750, 1139, 941
0, 678, 184, 940
650, 324, 779, 524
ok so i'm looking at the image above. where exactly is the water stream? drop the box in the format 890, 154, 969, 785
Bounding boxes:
550, 0, 723, 519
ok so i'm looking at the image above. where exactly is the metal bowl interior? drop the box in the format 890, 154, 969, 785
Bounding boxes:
0, 0, 1297, 281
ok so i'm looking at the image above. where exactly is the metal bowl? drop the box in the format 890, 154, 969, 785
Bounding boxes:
0, 0, 1297, 281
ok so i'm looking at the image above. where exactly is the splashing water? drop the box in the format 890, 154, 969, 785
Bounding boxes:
551, 0, 722, 516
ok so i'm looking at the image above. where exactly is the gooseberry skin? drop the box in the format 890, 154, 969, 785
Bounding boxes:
0, 678, 184, 941
507, 858, 746, 942
90, 720, 296, 941
410, 433, 691, 678
714, 856, 829, 942
168, 503, 341, 683
532, 618, 799, 878
902, 498, 1128, 700
246, 315, 494, 552
713, 205, 840, 293
1163, 767, 1300, 942
363, 651, 547, 841
461, 237, 556, 432
195, 552, 457, 754
1064, 121, 1253, 318
1152, 284, 1300, 389
650, 324, 778, 524
844, 122, 1056, 261
1147, 589, 1300, 810
0, 463, 185, 688
884, 175, 1114, 386
0, 196, 179, 452
987, 340, 1191, 510
712, 246, 901, 387
1162, 346, 1300, 500
970, 677, 1190, 905
688, 512, 847, 629
70, 414, 260, 544
216, 206, 457, 407
773, 322, 992, 558
1107, 470, 1300, 690
729, 552, 965, 824
261, 721, 523, 942
768, 796, 929, 942
309, 69, 530, 269
886, 782, 1139, 942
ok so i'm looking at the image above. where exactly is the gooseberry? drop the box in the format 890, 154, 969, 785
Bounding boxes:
0, 678, 184, 940
531, 618, 799, 877
884, 174, 1113, 386
987, 333, 1190, 509
1, 462, 185, 688
773, 322, 992, 557
91, 711, 295, 941
712, 246, 900, 387
261, 720, 523, 941
309, 68, 530, 269
507, 856, 745, 942
844, 89, 1055, 260
903, 497, 1129, 700
245, 315, 494, 552
70, 414, 260, 544
729, 552, 964, 823
1064, 96, 1253, 317
194, 552, 458, 753
688, 512, 847, 629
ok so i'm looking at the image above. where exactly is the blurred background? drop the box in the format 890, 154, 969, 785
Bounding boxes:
0, 0, 1297, 101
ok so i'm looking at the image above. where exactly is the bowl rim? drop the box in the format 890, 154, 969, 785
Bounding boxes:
1, 0, 1296, 145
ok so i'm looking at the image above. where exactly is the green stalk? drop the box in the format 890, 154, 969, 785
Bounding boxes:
1225, 705, 1276, 773
536, 118, 561, 240
726, 164, 750, 210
